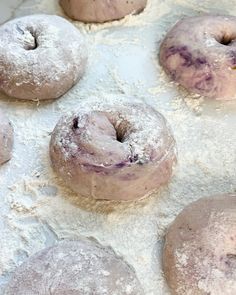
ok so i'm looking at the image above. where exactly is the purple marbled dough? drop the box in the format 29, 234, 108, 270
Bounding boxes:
160, 15, 236, 99
49, 98, 177, 201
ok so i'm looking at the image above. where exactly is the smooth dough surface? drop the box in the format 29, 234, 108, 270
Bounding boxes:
0, 111, 13, 165
60, 0, 147, 23
4, 239, 144, 295
0, 14, 87, 100
160, 15, 236, 99
49, 96, 177, 201
163, 194, 236, 295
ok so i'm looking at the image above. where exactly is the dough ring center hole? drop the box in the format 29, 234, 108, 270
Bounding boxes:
115, 128, 125, 143
219, 34, 235, 46
25, 28, 38, 50
73, 117, 79, 129
72, 114, 130, 143
112, 119, 131, 143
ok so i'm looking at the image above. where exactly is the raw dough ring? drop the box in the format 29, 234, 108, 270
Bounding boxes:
0, 14, 87, 101
4, 239, 144, 295
160, 15, 236, 99
163, 194, 236, 295
60, 0, 147, 23
50, 96, 177, 201
0, 111, 13, 165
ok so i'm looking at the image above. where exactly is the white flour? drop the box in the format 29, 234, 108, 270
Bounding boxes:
0, 0, 236, 294
0, 14, 87, 100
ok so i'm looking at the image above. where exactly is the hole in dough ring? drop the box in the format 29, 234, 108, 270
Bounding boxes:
4, 238, 145, 295
49, 96, 177, 201
0, 111, 13, 165
159, 15, 236, 100
0, 14, 88, 101
163, 194, 236, 295
60, 0, 148, 23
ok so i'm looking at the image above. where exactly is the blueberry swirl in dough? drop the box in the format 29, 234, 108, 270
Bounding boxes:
160, 15, 236, 100
50, 96, 177, 201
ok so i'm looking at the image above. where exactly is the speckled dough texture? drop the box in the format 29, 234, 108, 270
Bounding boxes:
0, 14, 87, 100
160, 15, 236, 100
0, 111, 13, 165
60, 0, 147, 23
4, 239, 144, 295
50, 96, 177, 201
163, 194, 236, 295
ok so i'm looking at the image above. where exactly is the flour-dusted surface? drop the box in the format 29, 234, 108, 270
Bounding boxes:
0, 14, 87, 100
159, 14, 236, 100
5, 239, 144, 294
163, 195, 236, 295
0, 111, 13, 165
49, 96, 176, 201
0, 0, 236, 294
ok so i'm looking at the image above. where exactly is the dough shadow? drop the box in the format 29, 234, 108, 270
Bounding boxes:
0, 91, 58, 110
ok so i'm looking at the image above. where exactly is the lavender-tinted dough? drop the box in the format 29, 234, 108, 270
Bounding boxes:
163, 194, 236, 295
0, 14, 87, 100
49, 97, 177, 201
0, 111, 13, 165
160, 15, 236, 99
60, 0, 147, 23
4, 239, 144, 295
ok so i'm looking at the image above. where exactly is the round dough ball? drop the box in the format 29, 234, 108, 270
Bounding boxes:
163, 194, 236, 295
60, 0, 147, 23
160, 15, 236, 99
49, 96, 177, 201
4, 239, 144, 295
0, 14, 87, 101
0, 111, 13, 165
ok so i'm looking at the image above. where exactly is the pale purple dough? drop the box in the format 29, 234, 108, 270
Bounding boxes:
0, 14, 87, 100
49, 97, 177, 201
160, 15, 236, 100
0, 111, 13, 165
60, 0, 147, 23
4, 239, 144, 295
163, 194, 236, 295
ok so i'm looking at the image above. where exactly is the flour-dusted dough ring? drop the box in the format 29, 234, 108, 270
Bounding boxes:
50, 96, 177, 201
163, 194, 236, 295
160, 15, 236, 99
0, 111, 13, 165
4, 239, 144, 295
60, 0, 147, 23
0, 14, 87, 101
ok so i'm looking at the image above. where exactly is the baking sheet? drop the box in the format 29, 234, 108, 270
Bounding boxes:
0, 0, 236, 294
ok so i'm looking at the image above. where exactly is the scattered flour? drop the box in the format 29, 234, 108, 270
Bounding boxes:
0, 0, 236, 294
